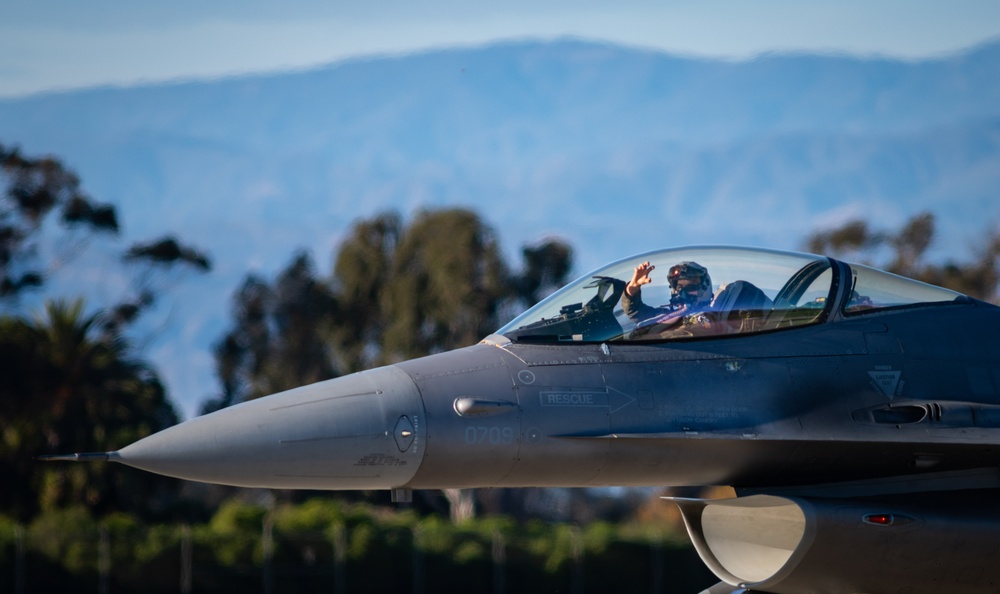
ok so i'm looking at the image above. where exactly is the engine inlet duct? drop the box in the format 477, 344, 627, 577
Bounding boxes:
667, 492, 1000, 594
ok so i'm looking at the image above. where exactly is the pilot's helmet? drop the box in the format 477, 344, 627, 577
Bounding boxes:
668, 261, 713, 306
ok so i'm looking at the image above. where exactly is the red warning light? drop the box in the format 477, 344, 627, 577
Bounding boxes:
863, 513, 894, 526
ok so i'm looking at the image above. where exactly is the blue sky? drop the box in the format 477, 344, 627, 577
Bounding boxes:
3, 0, 1000, 97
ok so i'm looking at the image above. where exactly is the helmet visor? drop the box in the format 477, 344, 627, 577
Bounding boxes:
668, 262, 708, 289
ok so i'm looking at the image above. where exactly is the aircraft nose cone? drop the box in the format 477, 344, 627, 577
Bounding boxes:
117, 365, 425, 490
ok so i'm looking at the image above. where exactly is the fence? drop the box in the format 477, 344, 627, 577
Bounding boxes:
0, 503, 716, 593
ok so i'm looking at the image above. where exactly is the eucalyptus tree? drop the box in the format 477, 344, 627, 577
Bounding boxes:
330, 208, 573, 369
381, 208, 510, 362
205, 252, 338, 413
1, 143, 118, 300
330, 212, 402, 373
805, 211, 1000, 303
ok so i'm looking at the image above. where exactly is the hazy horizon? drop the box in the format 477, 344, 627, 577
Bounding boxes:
4, 0, 1000, 98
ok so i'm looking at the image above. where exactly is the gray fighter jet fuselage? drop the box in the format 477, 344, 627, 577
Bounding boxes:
45, 246, 1000, 594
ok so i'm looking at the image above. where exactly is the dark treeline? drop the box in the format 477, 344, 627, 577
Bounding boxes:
0, 498, 716, 594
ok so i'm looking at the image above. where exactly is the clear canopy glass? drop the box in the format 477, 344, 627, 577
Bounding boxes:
497, 246, 964, 344
844, 262, 964, 313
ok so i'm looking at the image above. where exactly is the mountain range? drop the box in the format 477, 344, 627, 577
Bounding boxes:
2, 38, 999, 417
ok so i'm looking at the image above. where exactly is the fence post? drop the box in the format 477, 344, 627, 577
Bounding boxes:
571, 527, 584, 594
650, 532, 664, 594
411, 525, 424, 594
262, 497, 275, 594
492, 527, 506, 594
332, 522, 346, 594
14, 524, 25, 594
180, 524, 192, 594
99, 525, 110, 594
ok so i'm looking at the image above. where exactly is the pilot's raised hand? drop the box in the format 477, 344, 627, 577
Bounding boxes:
626, 261, 655, 297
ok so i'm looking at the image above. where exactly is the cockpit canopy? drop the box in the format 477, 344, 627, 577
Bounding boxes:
497, 246, 964, 344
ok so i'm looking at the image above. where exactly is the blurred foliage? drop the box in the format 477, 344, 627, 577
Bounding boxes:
0, 299, 180, 520
0, 498, 713, 594
1, 145, 210, 522
511, 239, 574, 306
209, 208, 573, 414
108, 235, 213, 335
380, 209, 509, 361
805, 211, 1000, 303
124, 237, 211, 271
328, 212, 401, 373
203, 253, 337, 413
206, 499, 267, 565
28, 505, 97, 574
333, 208, 572, 368
0, 144, 211, 322
0, 143, 118, 298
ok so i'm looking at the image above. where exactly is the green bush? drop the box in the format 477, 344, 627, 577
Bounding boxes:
0, 498, 715, 593
29, 505, 97, 574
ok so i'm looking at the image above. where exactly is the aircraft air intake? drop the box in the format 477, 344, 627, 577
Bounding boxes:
670, 493, 1000, 594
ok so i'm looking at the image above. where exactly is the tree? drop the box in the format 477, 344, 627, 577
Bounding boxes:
1, 143, 118, 299
211, 209, 532, 405
0, 299, 179, 520
380, 209, 510, 362
805, 211, 1000, 303
96, 235, 214, 336
329, 212, 402, 373
1, 144, 212, 520
204, 252, 339, 413
2, 143, 212, 325
510, 239, 574, 307
330, 209, 574, 370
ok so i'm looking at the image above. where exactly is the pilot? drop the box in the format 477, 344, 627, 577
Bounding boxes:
622, 260, 714, 336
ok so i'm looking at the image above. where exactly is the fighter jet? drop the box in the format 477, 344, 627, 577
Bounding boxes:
43, 245, 1000, 594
